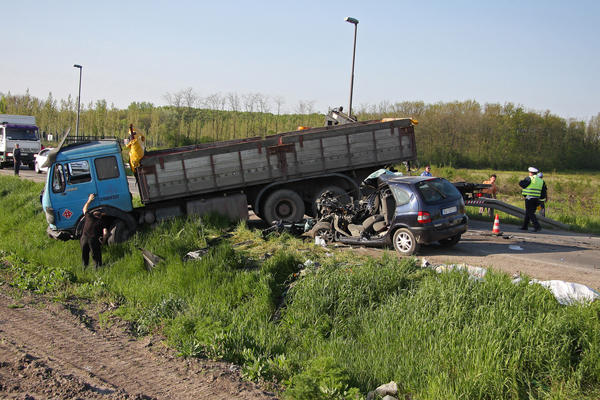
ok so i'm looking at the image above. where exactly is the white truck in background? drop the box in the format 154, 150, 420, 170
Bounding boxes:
0, 114, 41, 169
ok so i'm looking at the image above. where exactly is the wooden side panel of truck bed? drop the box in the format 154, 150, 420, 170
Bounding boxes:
137, 119, 416, 204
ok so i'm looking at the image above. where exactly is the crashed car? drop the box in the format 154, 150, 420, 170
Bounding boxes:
308, 174, 468, 256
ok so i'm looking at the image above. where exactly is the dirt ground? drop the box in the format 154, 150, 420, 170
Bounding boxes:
0, 288, 277, 400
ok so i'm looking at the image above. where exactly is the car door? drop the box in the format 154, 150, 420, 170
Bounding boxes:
389, 183, 418, 225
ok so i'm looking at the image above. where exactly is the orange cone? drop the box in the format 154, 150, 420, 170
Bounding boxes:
492, 214, 502, 235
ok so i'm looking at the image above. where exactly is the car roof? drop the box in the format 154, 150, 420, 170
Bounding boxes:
380, 175, 441, 185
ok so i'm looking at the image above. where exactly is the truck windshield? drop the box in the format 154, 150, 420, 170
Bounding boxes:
6, 128, 39, 141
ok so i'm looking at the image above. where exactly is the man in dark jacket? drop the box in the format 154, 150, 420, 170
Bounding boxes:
13, 144, 21, 175
80, 193, 109, 268
519, 167, 543, 232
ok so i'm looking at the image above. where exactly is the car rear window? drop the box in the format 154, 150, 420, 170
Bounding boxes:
416, 178, 461, 204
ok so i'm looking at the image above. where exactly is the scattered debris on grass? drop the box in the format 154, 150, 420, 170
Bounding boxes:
367, 380, 399, 400
139, 248, 164, 270
261, 219, 316, 239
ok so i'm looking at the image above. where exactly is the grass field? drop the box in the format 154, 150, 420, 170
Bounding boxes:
1, 173, 600, 399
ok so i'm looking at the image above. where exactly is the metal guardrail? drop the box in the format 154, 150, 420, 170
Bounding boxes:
465, 198, 570, 230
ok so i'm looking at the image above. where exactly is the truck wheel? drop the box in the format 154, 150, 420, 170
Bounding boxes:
28, 162, 35, 170
310, 185, 349, 217
263, 189, 305, 223
107, 220, 131, 245
393, 228, 419, 256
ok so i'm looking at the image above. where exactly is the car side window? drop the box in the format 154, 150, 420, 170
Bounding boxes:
52, 164, 65, 193
94, 156, 120, 180
390, 186, 411, 206
67, 160, 91, 184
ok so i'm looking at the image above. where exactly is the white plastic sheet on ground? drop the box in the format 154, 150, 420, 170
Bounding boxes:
514, 278, 600, 305
421, 258, 599, 305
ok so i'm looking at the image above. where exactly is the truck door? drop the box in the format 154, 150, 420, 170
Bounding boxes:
92, 155, 133, 212
49, 159, 97, 230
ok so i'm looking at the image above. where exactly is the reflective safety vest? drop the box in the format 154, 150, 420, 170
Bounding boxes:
522, 175, 543, 197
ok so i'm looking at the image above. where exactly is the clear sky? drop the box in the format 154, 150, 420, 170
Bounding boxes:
2, 0, 599, 121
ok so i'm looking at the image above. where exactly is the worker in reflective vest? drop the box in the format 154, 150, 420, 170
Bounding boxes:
518, 167, 543, 232
125, 124, 145, 176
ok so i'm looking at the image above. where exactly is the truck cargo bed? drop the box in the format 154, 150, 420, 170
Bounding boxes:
137, 119, 417, 204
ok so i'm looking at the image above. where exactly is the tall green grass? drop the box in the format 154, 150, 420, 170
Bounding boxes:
2, 176, 600, 399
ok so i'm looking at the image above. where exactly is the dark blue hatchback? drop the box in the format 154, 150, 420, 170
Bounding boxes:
382, 175, 468, 255
309, 174, 468, 256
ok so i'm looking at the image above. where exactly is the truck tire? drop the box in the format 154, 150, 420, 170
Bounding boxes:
107, 219, 131, 245
310, 185, 350, 217
262, 189, 305, 223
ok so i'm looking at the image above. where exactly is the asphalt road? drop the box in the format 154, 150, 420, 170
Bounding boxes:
356, 219, 600, 289
4, 167, 599, 289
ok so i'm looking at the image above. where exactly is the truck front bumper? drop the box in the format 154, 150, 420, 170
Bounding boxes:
46, 226, 74, 241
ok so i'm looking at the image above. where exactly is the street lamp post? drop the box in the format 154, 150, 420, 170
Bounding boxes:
73, 64, 82, 140
345, 16, 359, 119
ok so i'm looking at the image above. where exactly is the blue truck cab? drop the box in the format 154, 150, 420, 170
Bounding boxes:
42, 140, 136, 241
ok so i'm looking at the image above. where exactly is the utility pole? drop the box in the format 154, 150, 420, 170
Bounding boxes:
73, 64, 82, 140
345, 17, 359, 119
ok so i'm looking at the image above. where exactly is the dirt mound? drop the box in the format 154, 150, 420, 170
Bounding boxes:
0, 290, 277, 399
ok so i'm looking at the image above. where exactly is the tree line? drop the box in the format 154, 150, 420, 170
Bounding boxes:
1, 90, 599, 171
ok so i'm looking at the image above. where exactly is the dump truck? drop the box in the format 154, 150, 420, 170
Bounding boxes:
0, 114, 41, 169
41, 109, 418, 243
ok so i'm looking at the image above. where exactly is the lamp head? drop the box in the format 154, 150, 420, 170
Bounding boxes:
345, 16, 359, 24
73, 64, 82, 69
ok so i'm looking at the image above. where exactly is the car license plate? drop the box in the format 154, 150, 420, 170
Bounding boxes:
442, 206, 457, 215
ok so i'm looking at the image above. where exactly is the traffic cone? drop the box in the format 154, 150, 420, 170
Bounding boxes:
492, 214, 502, 236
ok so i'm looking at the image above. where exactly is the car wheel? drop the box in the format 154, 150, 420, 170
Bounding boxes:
308, 221, 334, 243
392, 228, 419, 256
262, 189, 305, 223
439, 233, 461, 247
